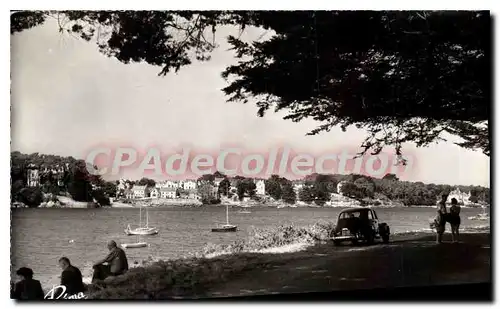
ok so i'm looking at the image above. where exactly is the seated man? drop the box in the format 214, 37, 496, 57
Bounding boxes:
59, 257, 85, 295
92, 240, 129, 283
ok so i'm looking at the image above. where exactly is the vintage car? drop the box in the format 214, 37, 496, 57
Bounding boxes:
329, 207, 390, 245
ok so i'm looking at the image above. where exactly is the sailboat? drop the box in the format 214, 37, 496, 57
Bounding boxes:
468, 205, 489, 221
212, 205, 237, 232
125, 206, 159, 236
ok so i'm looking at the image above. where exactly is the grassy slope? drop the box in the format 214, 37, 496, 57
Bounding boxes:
86, 228, 490, 299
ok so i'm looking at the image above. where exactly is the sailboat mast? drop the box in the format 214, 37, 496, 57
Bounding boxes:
226, 205, 229, 225
139, 206, 142, 227
146, 208, 149, 228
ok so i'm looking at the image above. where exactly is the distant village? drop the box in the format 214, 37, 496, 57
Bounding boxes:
16, 158, 487, 208
115, 177, 477, 207
117, 177, 266, 202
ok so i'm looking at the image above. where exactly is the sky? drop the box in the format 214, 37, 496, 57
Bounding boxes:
10, 18, 490, 187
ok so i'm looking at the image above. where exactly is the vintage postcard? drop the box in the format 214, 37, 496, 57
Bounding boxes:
9, 10, 491, 301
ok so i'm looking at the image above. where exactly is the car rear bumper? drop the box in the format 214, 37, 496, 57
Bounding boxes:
331, 235, 356, 241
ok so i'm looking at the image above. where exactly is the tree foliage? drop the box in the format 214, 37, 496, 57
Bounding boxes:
218, 178, 231, 197
264, 174, 283, 200
280, 182, 296, 204
222, 11, 490, 158
10, 151, 113, 206
138, 177, 156, 187
11, 11, 490, 157
17, 187, 44, 207
265, 174, 296, 204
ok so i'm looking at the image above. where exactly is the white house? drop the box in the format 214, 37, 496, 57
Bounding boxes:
165, 180, 179, 188
149, 187, 160, 198
27, 165, 40, 187
132, 185, 149, 199
186, 189, 200, 200
160, 187, 177, 199
182, 180, 197, 190
254, 179, 266, 195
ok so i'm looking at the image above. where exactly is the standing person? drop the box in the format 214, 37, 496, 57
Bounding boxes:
11, 267, 44, 300
59, 257, 85, 296
92, 240, 129, 282
449, 198, 461, 243
435, 194, 448, 244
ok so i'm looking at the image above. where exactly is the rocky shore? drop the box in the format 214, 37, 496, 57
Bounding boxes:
12, 193, 489, 209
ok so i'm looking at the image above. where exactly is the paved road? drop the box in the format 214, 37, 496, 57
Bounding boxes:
206, 233, 491, 298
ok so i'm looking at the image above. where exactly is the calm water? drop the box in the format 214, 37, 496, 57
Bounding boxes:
11, 206, 489, 288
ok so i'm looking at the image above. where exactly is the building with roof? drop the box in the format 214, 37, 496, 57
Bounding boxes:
160, 187, 177, 199
132, 185, 149, 199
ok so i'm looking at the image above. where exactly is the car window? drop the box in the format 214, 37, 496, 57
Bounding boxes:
341, 212, 359, 219
368, 211, 373, 220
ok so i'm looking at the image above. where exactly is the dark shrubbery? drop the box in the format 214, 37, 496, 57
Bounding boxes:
201, 222, 335, 256
87, 255, 280, 299
17, 187, 43, 207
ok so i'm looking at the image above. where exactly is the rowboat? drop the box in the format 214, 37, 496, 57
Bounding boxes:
121, 242, 148, 249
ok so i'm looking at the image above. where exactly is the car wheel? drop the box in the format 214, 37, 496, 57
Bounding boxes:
351, 238, 358, 245
333, 240, 341, 246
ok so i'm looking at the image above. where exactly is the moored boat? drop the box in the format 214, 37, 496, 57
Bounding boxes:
125, 225, 158, 235
125, 206, 159, 236
212, 205, 237, 232
211, 224, 238, 232
121, 242, 148, 249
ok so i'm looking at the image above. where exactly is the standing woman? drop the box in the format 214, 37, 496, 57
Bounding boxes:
434, 194, 448, 244
449, 198, 461, 243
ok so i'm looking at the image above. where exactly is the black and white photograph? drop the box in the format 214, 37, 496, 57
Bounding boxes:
8, 7, 491, 301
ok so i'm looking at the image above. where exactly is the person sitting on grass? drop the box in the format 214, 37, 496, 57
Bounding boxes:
92, 240, 129, 283
11, 267, 44, 300
59, 257, 85, 296
449, 198, 461, 243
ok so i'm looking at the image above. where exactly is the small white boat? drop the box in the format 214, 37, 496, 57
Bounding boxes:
121, 242, 148, 249
125, 206, 159, 236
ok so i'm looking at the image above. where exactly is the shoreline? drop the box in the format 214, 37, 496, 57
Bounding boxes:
83, 231, 490, 299
12, 193, 489, 209
17, 203, 488, 209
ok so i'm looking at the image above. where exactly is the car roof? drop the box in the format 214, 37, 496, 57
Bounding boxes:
339, 207, 372, 214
